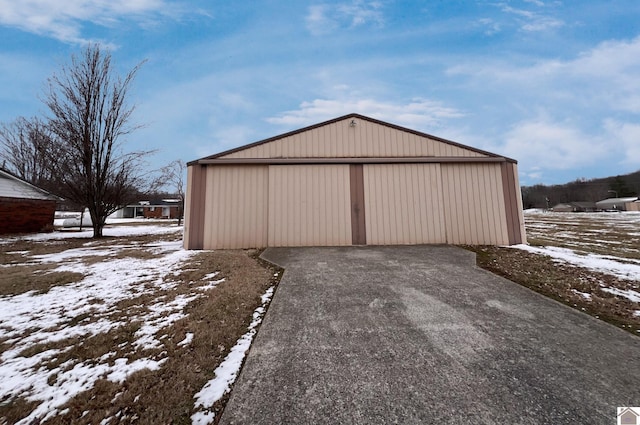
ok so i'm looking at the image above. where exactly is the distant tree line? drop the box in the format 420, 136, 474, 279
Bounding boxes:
521, 172, 640, 209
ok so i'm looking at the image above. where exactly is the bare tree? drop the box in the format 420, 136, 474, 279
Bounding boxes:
44, 44, 151, 237
0, 116, 54, 188
158, 160, 186, 225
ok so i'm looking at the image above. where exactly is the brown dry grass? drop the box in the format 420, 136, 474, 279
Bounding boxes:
0, 226, 282, 424
0, 266, 85, 296
466, 212, 640, 336
467, 246, 640, 335
48, 250, 280, 425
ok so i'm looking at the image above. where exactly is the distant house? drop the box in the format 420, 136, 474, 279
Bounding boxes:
0, 168, 62, 234
551, 202, 597, 212
111, 199, 181, 219
595, 197, 639, 211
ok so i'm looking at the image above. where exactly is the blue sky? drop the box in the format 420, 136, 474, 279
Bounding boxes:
1, 0, 639, 186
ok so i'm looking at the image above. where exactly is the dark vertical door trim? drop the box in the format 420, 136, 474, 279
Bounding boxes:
350, 164, 367, 245
500, 162, 522, 245
187, 164, 207, 249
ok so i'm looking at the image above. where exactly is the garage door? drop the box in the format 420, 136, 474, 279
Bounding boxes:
268, 165, 352, 247
363, 164, 446, 245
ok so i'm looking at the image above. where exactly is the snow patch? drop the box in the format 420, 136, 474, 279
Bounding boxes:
512, 244, 640, 281
191, 286, 275, 424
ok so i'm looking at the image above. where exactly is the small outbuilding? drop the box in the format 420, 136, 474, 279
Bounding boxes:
595, 197, 639, 211
551, 202, 597, 212
184, 113, 526, 249
0, 168, 61, 234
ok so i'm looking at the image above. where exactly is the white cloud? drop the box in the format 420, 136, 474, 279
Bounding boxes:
521, 16, 563, 32
499, 3, 564, 32
0, 0, 179, 44
523, 0, 545, 6
266, 97, 464, 130
476, 18, 501, 36
603, 119, 640, 166
306, 1, 384, 35
446, 35, 640, 116
496, 118, 609, 173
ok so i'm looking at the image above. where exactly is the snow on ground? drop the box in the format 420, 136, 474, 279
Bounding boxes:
517, 211, 640, 303
191, 286, 275, 425
0, 224, 207, 424
513, 244, 640, 282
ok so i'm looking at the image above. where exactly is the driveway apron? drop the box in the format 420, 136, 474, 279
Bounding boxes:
220, 245, 640, 425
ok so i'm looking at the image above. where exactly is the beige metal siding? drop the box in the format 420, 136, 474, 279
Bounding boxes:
441, 163, 509, 245
363, 164, 446, 245
268, 165, 351, 246
202, 166, 268, 249
221, 118, 487, 159
184, 165, 206, 249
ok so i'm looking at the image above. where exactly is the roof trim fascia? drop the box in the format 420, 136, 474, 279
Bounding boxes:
196, 156, 511, 166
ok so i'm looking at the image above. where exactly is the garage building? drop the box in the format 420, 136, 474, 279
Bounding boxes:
184, 113, 526, 249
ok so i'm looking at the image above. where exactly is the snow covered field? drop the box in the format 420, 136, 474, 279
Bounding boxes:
0, 223, 274, 424
517, 211, 640, 307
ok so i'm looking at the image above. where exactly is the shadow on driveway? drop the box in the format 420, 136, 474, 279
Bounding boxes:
220, 245, 640, 424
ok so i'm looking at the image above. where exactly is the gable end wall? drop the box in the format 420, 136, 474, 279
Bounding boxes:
219, 117, 489, 159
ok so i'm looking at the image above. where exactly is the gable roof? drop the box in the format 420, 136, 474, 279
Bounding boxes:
0, 168, 62, 202
189, 113, 516, 165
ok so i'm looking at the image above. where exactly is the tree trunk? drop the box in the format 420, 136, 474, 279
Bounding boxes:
92, 222, 103, 238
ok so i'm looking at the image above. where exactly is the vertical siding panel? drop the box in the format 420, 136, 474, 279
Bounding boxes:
406, 164, 422, 244
476, 164, 489, 243
202, 166, 268, 249
434, 164, 446, 242
268, 165, 350, 247
364, 164, 445, 245
468, 165, 479, 242
268, 167, 277, 246
461, 166, 473, 243
450, 165, 463, 244
414, 165, 427, 242
423, 165, 435, 242
202, 168, 213, 247
439, 165, 449, 243
363, 165, 373, 243
432, 140, 440, 157
372, 121, 382, 157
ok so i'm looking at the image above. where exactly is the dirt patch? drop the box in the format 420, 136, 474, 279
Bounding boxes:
467, 245, 640, 336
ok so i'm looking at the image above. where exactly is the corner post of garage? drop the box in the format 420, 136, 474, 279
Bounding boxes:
184, 163, 207, 250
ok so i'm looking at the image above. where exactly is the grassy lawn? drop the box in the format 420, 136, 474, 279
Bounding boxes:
466, 211, 640, 336
0, 223, 281, 424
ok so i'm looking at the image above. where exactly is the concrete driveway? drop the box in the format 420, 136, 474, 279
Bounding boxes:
220, 246, 640, 425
